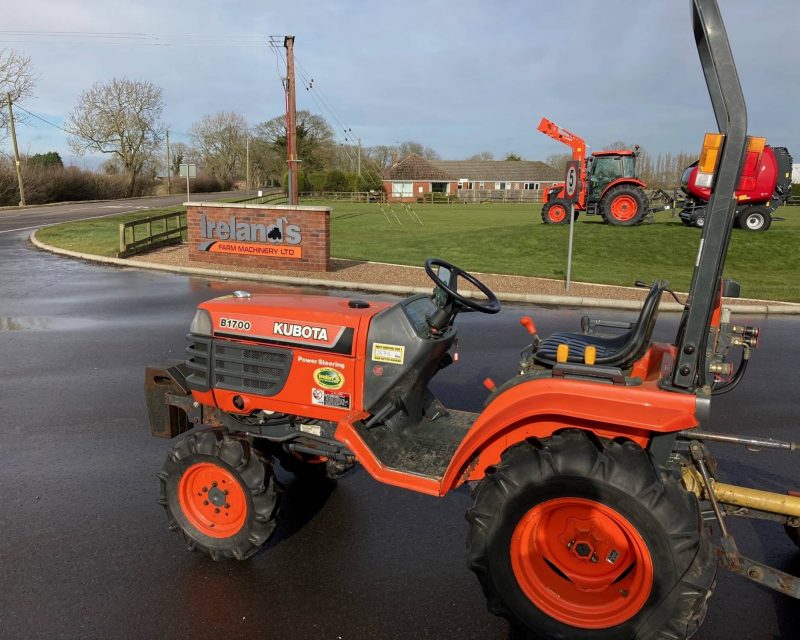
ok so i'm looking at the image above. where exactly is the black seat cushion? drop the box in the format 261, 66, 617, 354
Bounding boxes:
533, 280, 668, 371
535, 331, 630, 363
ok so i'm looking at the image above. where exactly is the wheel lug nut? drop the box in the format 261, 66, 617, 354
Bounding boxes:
224, 490, 229, 495
591, 554, 598, 563
203, 500, 209, 506
567, 539, 575, 550
202, 487, 208, 492
224, 503, 230, 509
212, 481, 218, 487
215, 508, 220, 513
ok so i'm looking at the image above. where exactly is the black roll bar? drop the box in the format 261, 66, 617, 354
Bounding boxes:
669, 0, 749, 392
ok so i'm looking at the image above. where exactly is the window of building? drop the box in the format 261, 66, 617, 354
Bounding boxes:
392, 181, 412, 198
479, 181, 485, 189
524, 182, 540, 190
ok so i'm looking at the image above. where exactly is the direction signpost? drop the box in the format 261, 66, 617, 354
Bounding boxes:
179, 163, 197, 203
563, 160, 581, 291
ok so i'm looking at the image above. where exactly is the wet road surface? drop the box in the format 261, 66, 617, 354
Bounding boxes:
0, 218, 798, 639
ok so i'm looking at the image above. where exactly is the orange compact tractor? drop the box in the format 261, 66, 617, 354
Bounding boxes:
145, 2, 799, 638
538, 119, 652, 226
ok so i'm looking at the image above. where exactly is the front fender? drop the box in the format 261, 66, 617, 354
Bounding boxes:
439, 375, 696, 494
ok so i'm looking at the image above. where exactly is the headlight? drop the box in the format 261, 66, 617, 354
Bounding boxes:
189, 309, 212, 336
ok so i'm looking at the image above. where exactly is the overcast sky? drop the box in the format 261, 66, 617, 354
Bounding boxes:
1, 0, 798, 168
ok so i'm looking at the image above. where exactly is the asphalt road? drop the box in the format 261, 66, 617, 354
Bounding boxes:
0, 191, 240, 235
0, 204, 798, 639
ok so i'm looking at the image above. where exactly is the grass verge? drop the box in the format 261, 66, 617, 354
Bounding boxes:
35, 201, 800, 302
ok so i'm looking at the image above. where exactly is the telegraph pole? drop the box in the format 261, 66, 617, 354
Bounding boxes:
165, 129, 171, 194
357, 137, 362, 178
284, 35, 299, 205
246, 135, 251, 194
6, 92, 26, 206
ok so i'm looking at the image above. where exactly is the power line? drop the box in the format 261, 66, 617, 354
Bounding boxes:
0, 30, 268, 48
292, 55, 387, 183
12, 104, 74, 136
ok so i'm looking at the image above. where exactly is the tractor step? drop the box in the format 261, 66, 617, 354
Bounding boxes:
357, 409, 475, 479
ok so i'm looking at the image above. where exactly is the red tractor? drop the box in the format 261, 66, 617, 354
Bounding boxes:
538, 118, 651, 226
145, 2, 799, 638
679, 143, 793, 230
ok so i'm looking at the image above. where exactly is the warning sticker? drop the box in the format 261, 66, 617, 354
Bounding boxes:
372, 342, 405, 365
311, 388, 351, 410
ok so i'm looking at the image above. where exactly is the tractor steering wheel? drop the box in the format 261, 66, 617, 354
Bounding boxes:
425, 258, 501, 315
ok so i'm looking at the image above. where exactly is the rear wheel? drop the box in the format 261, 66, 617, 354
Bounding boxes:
159, 429, 279, 560
542, 199, 573, 225
466, 430, 716, 640
736, 206, 771, 231
600, 185, 648, 226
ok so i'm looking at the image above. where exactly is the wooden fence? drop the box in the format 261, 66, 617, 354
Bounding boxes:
118, 210, 186, 258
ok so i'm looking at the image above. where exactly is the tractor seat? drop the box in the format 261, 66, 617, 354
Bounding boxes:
533, 281, 668, 371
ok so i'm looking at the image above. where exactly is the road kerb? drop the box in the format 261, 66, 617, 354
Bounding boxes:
29, 230, 800, 315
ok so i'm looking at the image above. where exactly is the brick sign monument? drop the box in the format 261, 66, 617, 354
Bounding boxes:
187, 202, 331, 272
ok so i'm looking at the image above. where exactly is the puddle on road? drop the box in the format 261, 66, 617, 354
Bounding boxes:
0, 316, 101, 331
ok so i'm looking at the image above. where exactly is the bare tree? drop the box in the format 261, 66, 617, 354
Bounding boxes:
467, 151, 494, 161
397, 140, 439, 160
545, 152, 572, 173
68, 77, 165, 196
168, 141, 198, 176
366, 144, 395, 168
504, 152, 522, 161
0, 49, 37, 140
191, 112, 249, 184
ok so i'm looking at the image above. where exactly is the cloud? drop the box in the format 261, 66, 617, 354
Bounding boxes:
2, 0, 798, 164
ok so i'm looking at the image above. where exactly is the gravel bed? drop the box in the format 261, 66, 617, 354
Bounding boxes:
133, 244, 795, 307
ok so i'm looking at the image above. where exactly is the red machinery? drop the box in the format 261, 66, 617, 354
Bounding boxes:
679, 142, 793, 230
538, 118, 651, 226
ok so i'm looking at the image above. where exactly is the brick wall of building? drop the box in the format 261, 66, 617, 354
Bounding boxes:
187, 202, 331, 272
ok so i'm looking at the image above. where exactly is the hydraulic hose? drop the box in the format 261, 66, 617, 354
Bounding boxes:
712, 344, 750, 395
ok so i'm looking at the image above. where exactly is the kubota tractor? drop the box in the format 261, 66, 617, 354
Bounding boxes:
145, 2, 799, 638
538, 118, 652, 226
679, 143, 793, 230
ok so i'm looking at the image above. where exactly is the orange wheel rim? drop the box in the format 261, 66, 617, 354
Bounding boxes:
609, 195, 638, 221
550, 205, 567, 222
178, 462, 248, 538
510, 498, 653, 629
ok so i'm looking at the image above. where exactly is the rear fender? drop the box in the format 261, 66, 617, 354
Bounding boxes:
439, 376, 697, 493
600, 178, 647, 199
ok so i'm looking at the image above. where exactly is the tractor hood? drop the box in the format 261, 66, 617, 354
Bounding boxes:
197, 293, 391, 356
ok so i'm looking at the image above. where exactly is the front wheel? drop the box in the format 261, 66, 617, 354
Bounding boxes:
541, 199, 574, 225
158, 429, 280, 560
466, 430, 716, 640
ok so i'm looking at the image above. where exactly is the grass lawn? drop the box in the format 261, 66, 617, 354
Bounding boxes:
35, 200, 800, 302
37, 206, 186, 257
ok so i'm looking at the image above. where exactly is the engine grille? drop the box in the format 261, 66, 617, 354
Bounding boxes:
185, 335, 292, 396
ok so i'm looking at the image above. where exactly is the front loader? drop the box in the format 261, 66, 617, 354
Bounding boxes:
144, 1, 799, 638
537, 118, 653, 226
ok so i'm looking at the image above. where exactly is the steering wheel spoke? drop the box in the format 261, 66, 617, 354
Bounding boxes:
425, 258, 501, 317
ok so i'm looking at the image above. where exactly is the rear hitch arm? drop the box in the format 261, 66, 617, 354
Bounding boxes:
688, 442, 800, 599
